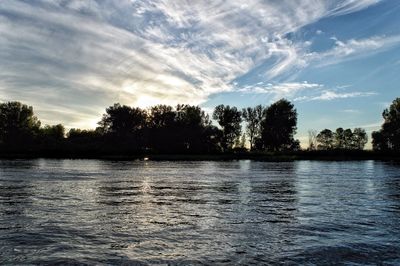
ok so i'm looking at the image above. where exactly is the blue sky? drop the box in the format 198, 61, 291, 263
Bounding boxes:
1, 0, 399, 147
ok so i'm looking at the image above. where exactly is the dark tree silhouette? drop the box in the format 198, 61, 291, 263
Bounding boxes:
36, 124, 65, 150
98, 103, 147, 151
372, 97, 400, 151
40, 124, 65, 140
260, 99, 298, 151
148, 104, 177, 152
147, 104, 221, 153
212, 105, 242, 151
334, 127, 345, 149
0, 102, 41, 147
148, 105, 175, 129
342, 128, 353, 149
242, 105, 263, 150
352, 128, 368, 150
317, 127, 367, 150
175, 104, 213, 152
316, 129, 334, 150
99, 103, 147, 136
0, 100, 390, 157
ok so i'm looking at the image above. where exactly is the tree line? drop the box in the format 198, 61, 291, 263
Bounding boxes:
0, 97, 399, 155
307, 127, 368, 151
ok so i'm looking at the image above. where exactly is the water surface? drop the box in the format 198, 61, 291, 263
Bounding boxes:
0, 160, 399, 264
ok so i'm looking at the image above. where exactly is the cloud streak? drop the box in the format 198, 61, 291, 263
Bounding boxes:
294, 91, 377, 102
0, 0, 391, 127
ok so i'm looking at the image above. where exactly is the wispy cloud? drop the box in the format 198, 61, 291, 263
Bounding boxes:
341, 109, 361, 114
238, 82, 322, 101
294, 90, 377, 102
0, 0, 390, 127
238, 81, 377, 103
307, 35, 400, 67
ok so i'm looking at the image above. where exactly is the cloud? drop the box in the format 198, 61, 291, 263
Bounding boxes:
238, 82, 322, 101
308, 35, 400, 67
341, 109, 361, 114
294, 90, 377, 102
238, 81, 376, 103
327, 0, 381, 16
0, 0, 387, 128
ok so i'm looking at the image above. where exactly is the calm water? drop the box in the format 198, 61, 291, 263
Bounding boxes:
0, 160, 399, 265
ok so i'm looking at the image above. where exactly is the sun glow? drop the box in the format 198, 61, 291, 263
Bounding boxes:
135, 95, 162, 108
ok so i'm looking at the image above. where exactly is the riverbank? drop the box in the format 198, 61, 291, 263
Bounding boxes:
1, 150, 399, 161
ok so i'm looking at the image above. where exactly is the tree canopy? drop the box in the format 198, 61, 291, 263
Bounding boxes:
315, 127, 367, 150
0, 98, 384, 156
212, 105, 242, 151
372, 98, 400, 151
0, 102, 41, 146
260, 99, 299, 151
242, 105, 263, 150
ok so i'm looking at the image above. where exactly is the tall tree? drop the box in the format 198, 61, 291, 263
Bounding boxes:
260, 99, 298, 151
212, 105, 242, 151
148, 105, 175, 129
98, 103, 147, 151
175, 104, 212, 151
40, 124, 65, 140
372, 97, 400, 151
342, 128, 353, 149
352, 128, 368, 150
334, 127, 345, 149
147, 105, 177, 152
0, 101, 41, 146
242, 105, 263, 150
316, 129, 334, 150
99, 103, 147, 136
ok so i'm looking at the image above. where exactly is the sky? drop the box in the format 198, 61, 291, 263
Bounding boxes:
1, 0, 400, 148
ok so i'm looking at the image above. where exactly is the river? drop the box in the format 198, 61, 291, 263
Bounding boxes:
0, 159, 399, 264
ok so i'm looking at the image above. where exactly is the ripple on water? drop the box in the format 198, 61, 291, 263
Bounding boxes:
0, 160, 400, 264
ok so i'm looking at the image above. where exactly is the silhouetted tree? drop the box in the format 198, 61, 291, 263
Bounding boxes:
148, 105, 175, 129
98, 103, 147, 151
148, 105, 177, 152
212, 105, 242, 151
316, 129, 334, 150
40, 124, 65, 140
334, 127, 345, 149
36, 124, 65, 149
317, 127, 368, 150
242, 105, 263, 150
0, 102, 41, 147
352, 128, 368, 150
372, 97, 400, 151
175, 104, 213, 152
146, 104, 221, 153
372, 131, 386, 151
99, 103, 147, 136
342, 128, 353, 149
260, 99, 298, 151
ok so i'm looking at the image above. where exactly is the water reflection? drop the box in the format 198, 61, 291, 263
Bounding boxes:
0, 160, 400, 264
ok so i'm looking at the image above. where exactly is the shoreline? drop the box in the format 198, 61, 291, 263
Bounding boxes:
1, 151, 399, 161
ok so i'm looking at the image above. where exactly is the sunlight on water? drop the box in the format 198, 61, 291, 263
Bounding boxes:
0, 159, 399, 264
